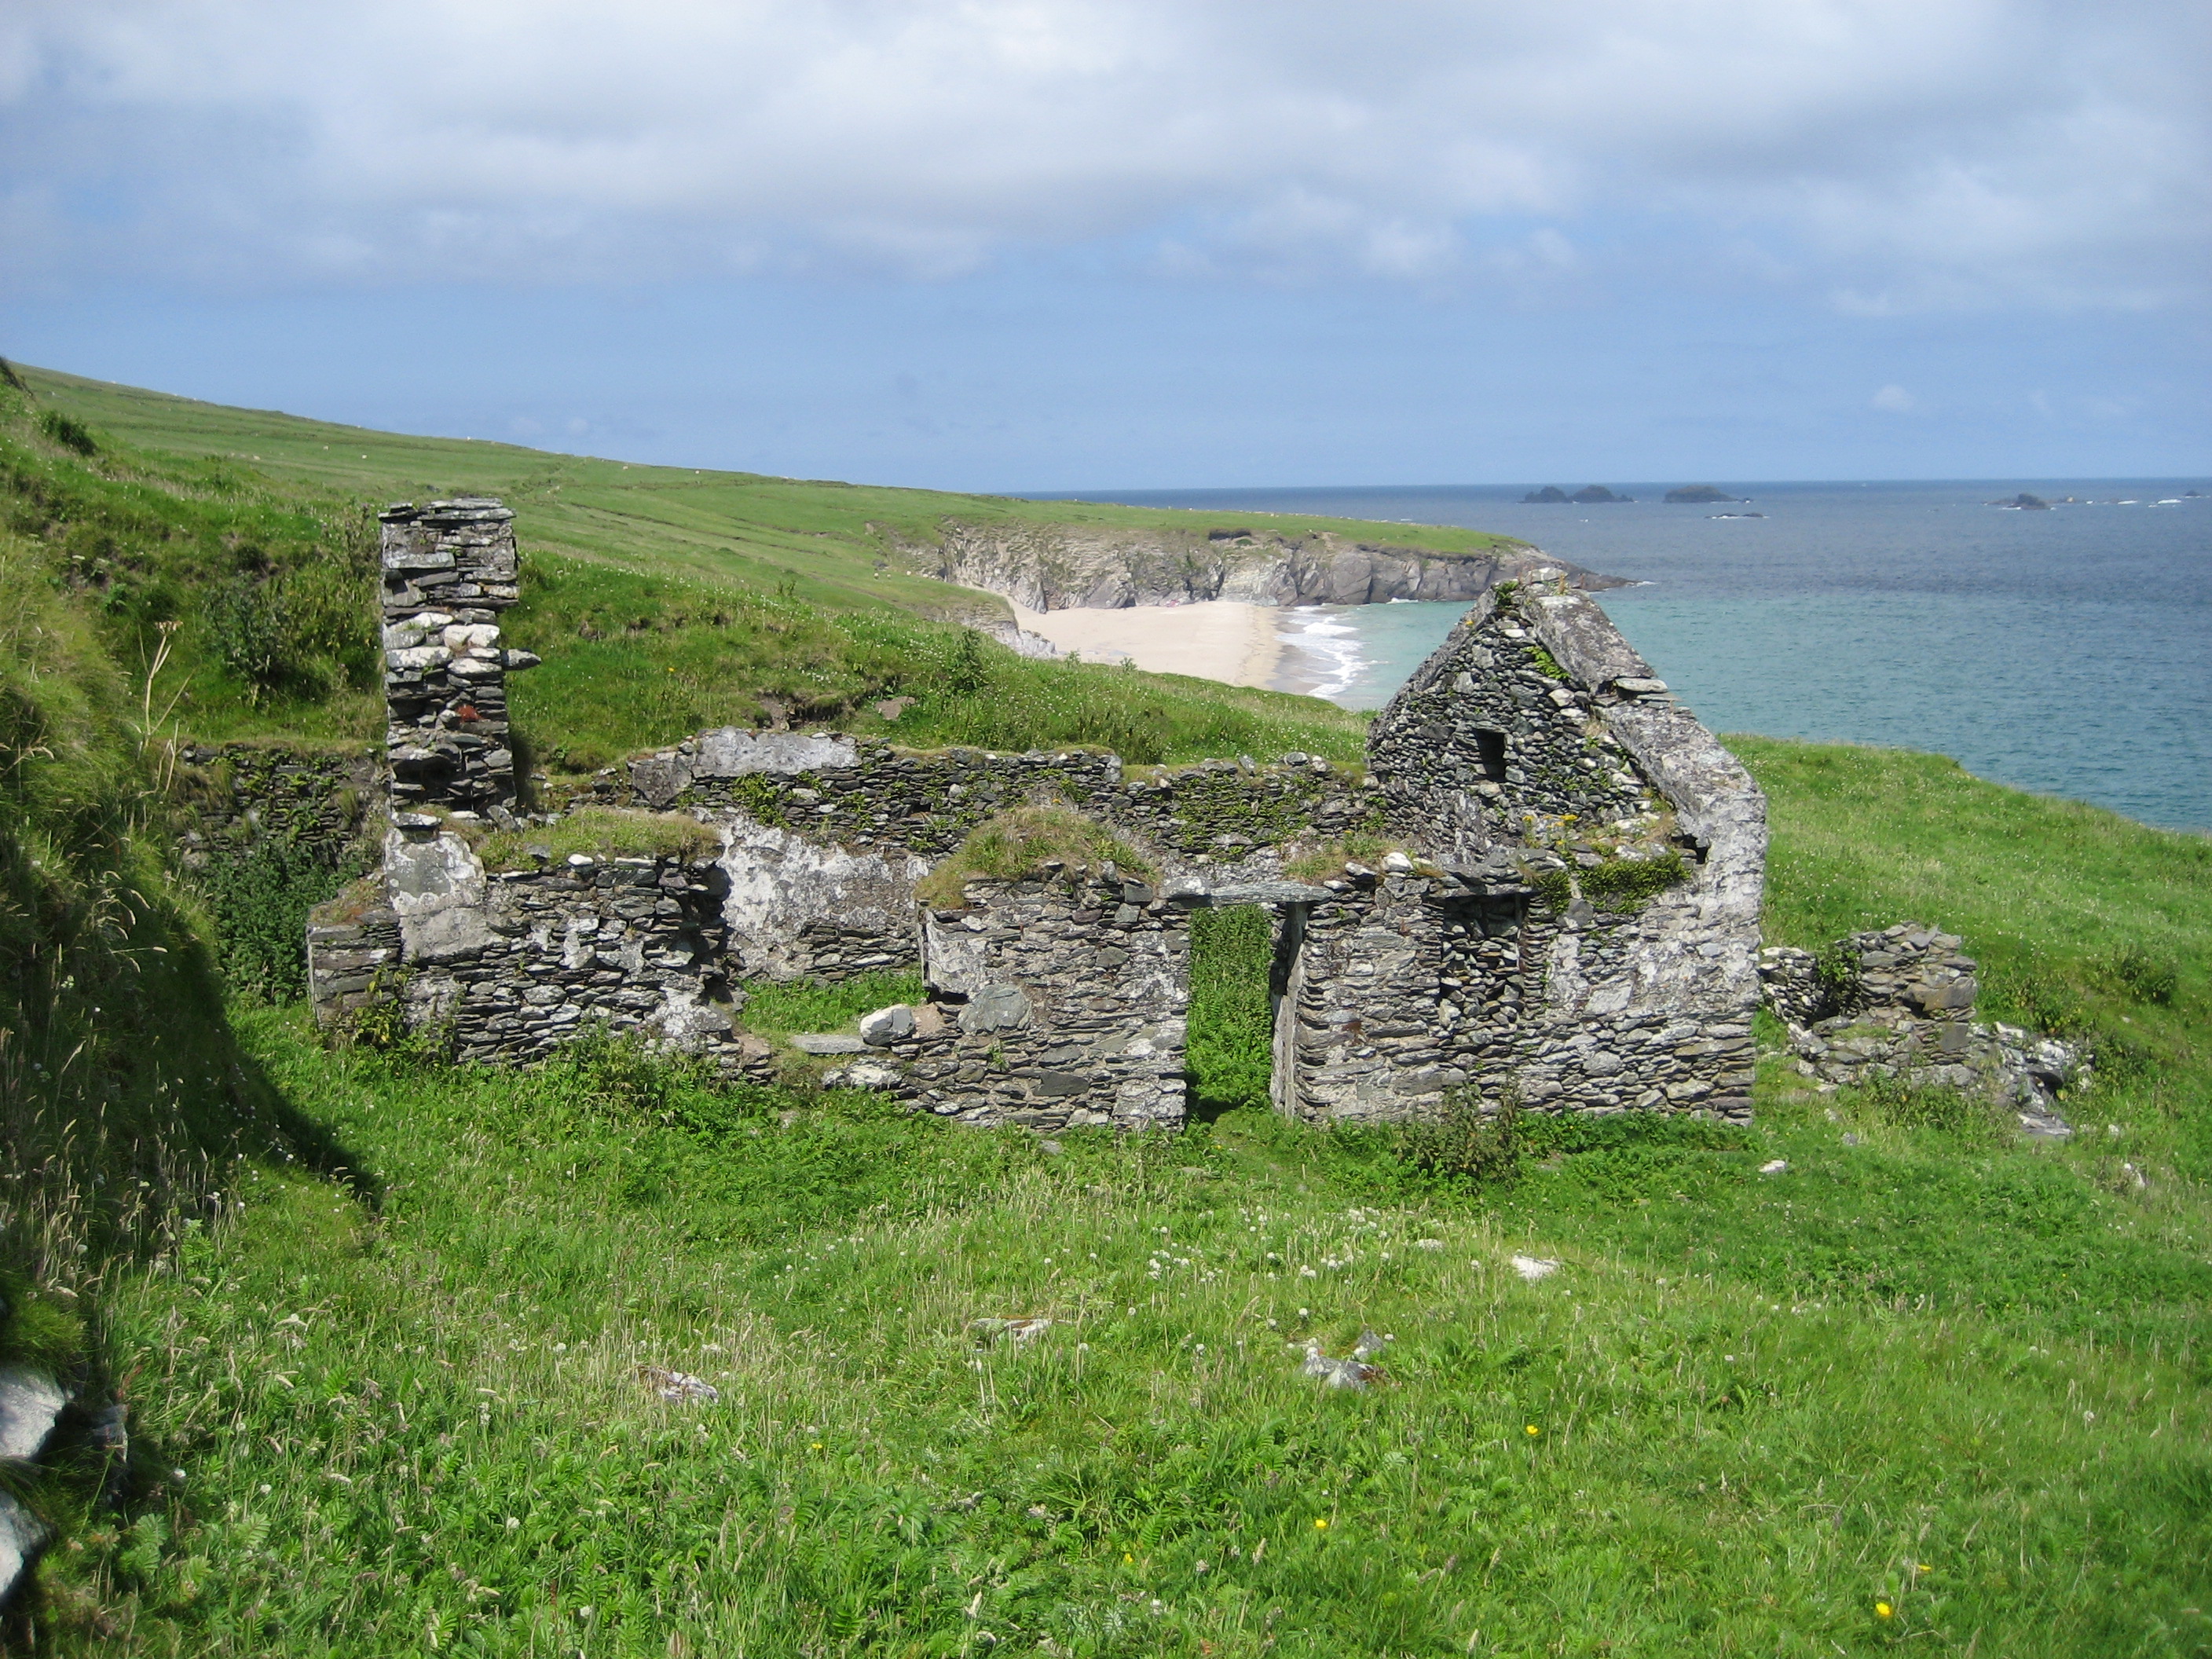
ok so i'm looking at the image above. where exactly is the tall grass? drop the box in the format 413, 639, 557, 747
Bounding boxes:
41, 1012, 2212, 1656
1187, 906, 1276, 1119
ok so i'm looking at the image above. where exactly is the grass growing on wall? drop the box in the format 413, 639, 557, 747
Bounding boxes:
917, 807, 1159, 907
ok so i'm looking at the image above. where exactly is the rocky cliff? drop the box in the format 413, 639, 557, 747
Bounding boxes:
904, 520, 1624, 611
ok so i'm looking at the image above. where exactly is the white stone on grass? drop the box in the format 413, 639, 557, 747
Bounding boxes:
1510, 1254, 1562, 1282
0, 1367, 67, 1461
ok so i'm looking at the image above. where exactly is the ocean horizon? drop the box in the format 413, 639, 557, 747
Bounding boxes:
1028, 478, 2212, 831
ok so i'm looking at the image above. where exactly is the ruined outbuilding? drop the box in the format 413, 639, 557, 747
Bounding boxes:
311, 505, 1773, 1130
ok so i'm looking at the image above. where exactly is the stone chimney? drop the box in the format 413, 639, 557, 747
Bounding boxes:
379, 498, 540, 812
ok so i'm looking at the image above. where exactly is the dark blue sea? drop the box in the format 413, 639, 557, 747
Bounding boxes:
1041, 481, 2212, 831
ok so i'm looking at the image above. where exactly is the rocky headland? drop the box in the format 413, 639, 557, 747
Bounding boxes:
904, 518, 1624, 612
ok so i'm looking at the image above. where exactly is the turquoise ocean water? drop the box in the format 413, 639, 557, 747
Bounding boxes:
1041, 481, 2212, 831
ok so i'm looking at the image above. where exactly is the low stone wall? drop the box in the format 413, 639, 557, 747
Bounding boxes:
310, 824, 764, 1070
613, 728, 1385, 865
602, 727, 1387, 987
1759, 924, 2082, 1137
830, 871, 1192, 1132
305, 888, 402, 1023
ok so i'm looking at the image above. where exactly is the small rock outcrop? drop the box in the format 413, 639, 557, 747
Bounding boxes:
0, 1363, 76, 1609
1664, 485, 1738, 504
1520, 485, 1634, 505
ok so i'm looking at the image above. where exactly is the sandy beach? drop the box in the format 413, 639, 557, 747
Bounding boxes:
1012, 600, 1284, 689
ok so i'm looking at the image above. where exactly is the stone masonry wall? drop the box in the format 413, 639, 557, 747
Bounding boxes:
1760, 924, 2082, 1137
311, 822, 759, 1069
1368, 584, 1661, 862
379, 499, 540, 812
613, 727, 1384, 865
601, 726, 1386, 984
1326, 573, 1769, 1124
843, 870, 1192, 1132
173, 742, 379, 861
1277, 850, 1756, 1123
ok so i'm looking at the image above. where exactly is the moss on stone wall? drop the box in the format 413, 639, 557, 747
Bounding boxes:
474, 806, 719, 872
917, 807, 1156, 907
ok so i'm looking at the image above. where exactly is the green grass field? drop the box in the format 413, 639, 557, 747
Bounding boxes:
35, 742, 2212, 1658
5, 364, 2210, 1655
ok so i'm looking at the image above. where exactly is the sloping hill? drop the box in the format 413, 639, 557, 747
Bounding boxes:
0, 362, 1387, 768
20, 364, 1559, 624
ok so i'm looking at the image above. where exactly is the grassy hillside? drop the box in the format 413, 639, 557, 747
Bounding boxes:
0, 450, 342, 1299
19, 364, 1529, 628
0, 362, 1374, 768
7, 360, 2210, 1654
30, 742, 2212, 1656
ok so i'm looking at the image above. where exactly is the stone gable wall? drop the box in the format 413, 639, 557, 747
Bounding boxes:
1368, 588, 1654, 857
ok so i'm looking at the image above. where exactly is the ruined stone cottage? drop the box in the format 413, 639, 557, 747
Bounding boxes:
309, 501, 1771, 1132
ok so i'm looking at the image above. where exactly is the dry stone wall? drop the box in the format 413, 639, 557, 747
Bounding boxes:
595, 726, 1387, 987
1276, 853, 1756, 1123
173, 742, 378, 859
1326, 577, 1769, 1124
313, 822, 761, 1070
1760, 924, 2082, 1137
610, 728, 1383, 867
379, 499, 540, 812
836, 872, 1192, 1131
1369, 597, 1650, 855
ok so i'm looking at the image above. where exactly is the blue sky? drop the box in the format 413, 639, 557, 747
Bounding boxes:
3, 1, 2206, 491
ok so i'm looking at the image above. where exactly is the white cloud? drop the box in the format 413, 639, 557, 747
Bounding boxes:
1, 0, 2203, 309
1870, 384, 1917, 412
